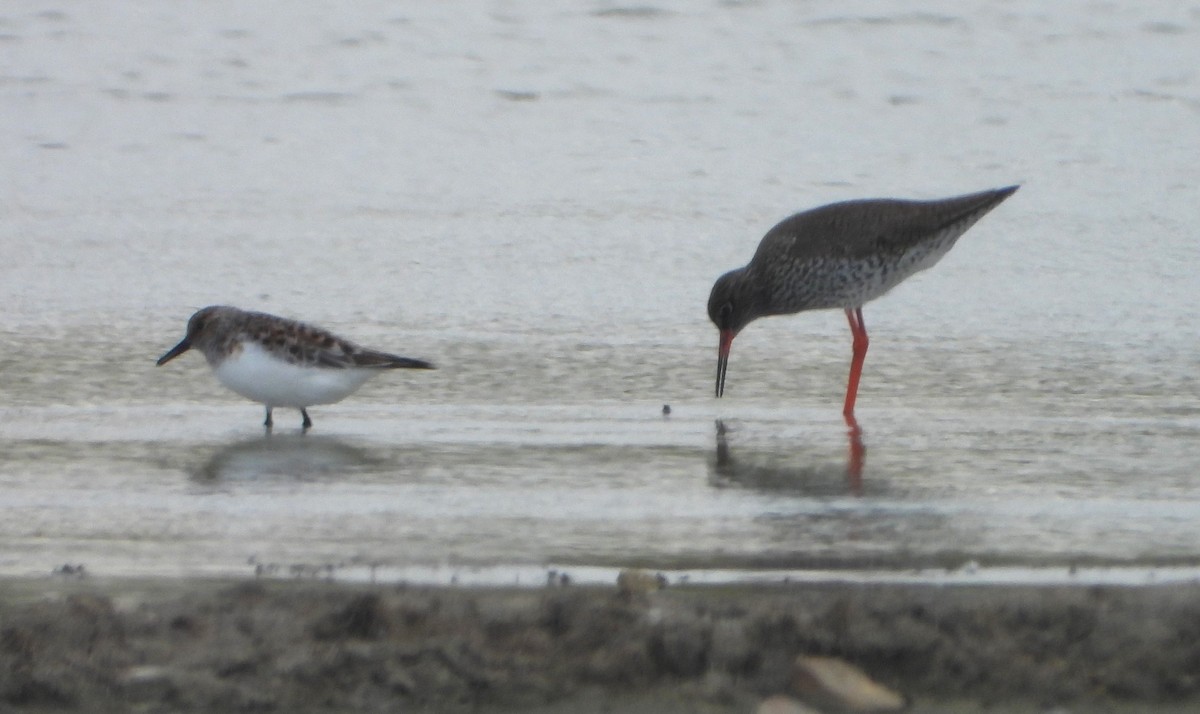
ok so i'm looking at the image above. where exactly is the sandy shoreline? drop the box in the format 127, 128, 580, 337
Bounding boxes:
2, 574, 1199, 712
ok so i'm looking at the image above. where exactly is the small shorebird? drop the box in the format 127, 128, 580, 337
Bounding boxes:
708, 186, 1018, 414
157, 306, 434, 429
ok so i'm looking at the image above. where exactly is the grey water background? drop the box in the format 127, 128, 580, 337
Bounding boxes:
1, 2, 1198, 581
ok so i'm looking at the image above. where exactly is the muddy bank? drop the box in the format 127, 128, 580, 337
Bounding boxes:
1, 576, 1198, 713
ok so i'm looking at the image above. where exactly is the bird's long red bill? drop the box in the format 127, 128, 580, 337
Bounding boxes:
715, 329, 733, 398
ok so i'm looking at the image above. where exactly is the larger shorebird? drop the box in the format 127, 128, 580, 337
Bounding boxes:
708, 186, 1018, 414
157, 306, 434, 430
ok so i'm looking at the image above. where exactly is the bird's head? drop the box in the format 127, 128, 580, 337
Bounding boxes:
156, 305, 232, 366
707, 269, 764, 397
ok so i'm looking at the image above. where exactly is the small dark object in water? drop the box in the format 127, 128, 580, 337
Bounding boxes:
662, 404, 671, 416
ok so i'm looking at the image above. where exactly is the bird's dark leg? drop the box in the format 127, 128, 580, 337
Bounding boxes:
264, 407, 274, 430
843, 307, 869, 416
300, 408, 312, 431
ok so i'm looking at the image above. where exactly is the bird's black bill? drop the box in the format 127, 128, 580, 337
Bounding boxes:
156, 338, 191, 366
715, 328, 733, 398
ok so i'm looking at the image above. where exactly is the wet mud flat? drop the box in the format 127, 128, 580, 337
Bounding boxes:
1, 575, 1198, 713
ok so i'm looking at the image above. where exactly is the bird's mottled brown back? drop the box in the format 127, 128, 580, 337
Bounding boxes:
190, 307, 431, 370
238, 312, 357, 367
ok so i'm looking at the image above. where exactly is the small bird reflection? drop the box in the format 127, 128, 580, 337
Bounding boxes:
191, 433, 385, 484
712, 418, 866, 496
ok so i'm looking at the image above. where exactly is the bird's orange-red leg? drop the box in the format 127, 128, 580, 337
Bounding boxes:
842, 307, 868, 493
843, 307, 869, 416
844, 410, 865, 495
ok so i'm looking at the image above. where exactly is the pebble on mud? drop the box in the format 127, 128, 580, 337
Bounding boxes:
709, 619, 754, 673
792, 655, 905, 712
118, 665, 176, 702
649, 616, 708, 676
310, 593, 389, 640
617, 569, 666, 597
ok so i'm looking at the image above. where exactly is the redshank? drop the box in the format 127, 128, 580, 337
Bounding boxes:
708, 185, 1018, 413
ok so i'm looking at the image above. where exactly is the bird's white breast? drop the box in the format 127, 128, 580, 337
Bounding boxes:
212, 341, 376, 408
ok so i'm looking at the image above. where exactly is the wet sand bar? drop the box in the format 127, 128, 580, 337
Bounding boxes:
2, 575, 1198, 713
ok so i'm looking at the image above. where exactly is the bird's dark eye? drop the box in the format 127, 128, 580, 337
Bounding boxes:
718, 302, 733, 320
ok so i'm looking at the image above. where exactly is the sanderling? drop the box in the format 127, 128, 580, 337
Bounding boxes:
157, 306, 434, 430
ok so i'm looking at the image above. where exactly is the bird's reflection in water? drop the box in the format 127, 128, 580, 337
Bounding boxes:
191, 433, 387, 485
712, 418, 866, 497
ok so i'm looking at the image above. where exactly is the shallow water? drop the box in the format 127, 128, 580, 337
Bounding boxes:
1, 1, 1199, 581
